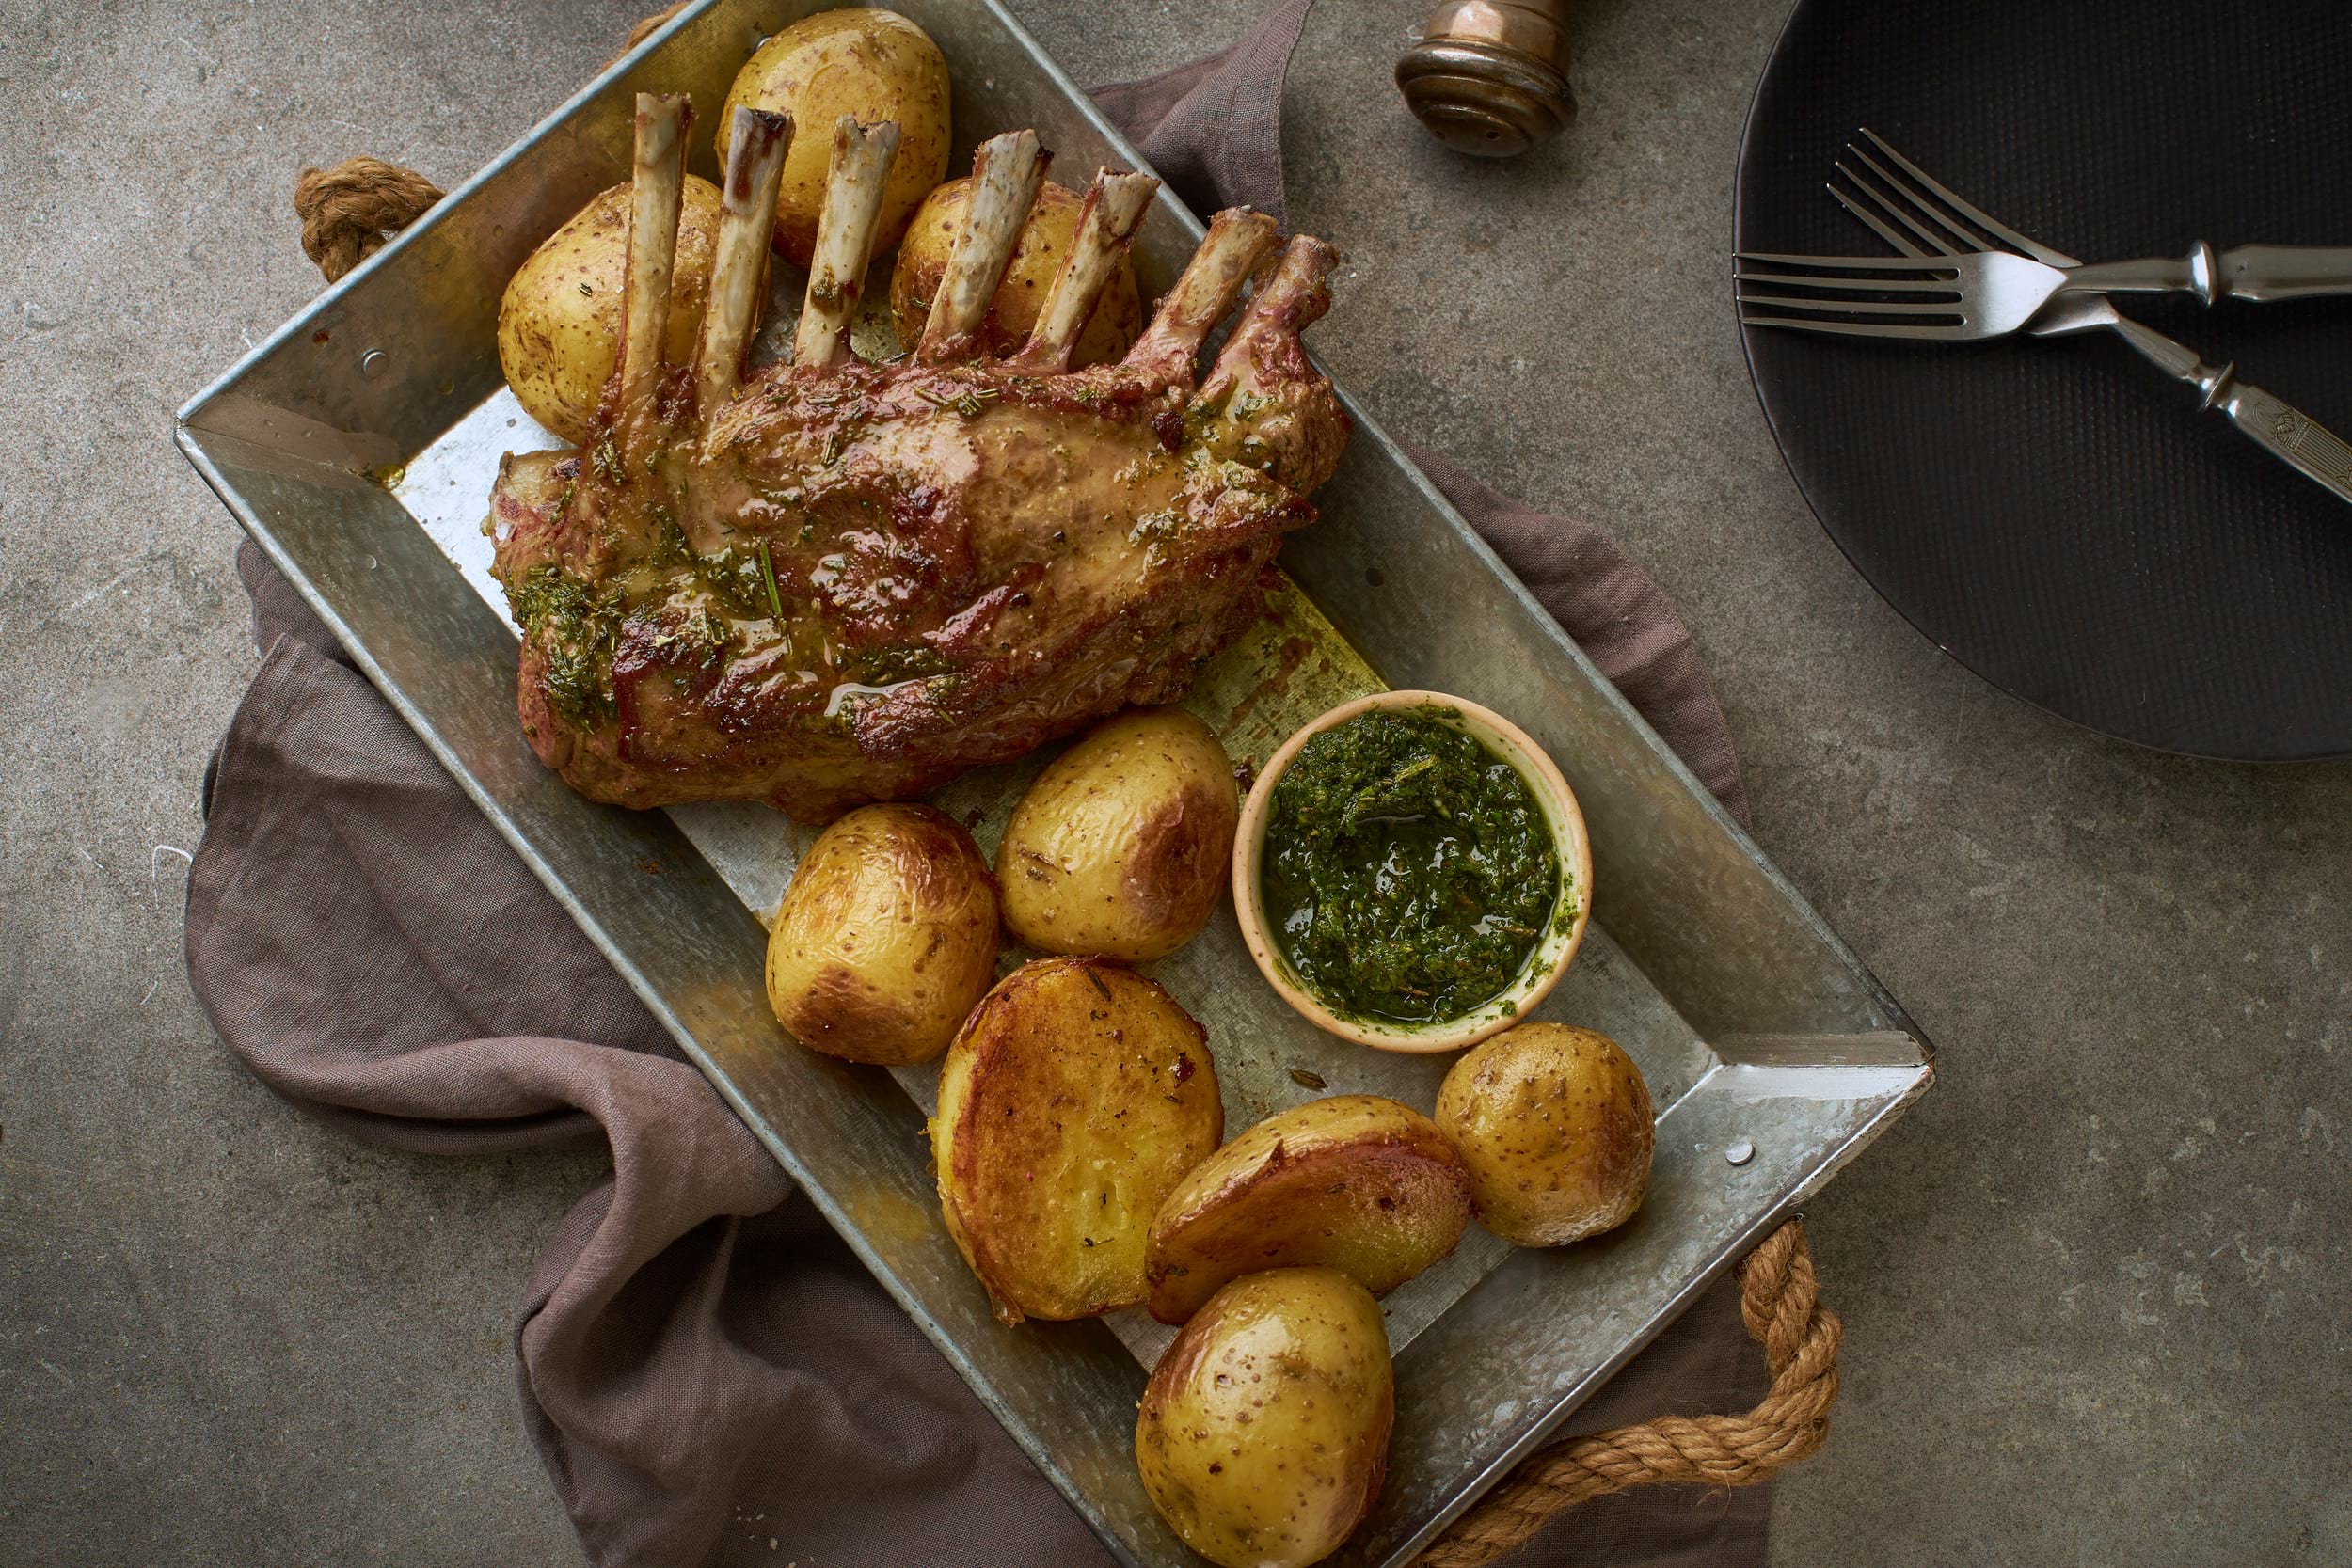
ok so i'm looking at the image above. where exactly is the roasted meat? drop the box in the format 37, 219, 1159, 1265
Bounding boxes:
489, 95, 1348, 820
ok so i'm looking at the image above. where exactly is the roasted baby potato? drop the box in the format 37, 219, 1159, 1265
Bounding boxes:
717, 8, 951, 265
996, 708, 1239, 963
890, 176, 1145, 362
498, 175, 723, 444
1436, 1022, 1654, 1246
1145, 1094, 1471, 1323
932, 958, 1222, 1324
764, 803, 998, 1066
1136, 1267, 1393, 1568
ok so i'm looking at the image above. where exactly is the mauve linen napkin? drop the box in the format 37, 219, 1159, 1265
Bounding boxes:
185, 2, 1765, 1563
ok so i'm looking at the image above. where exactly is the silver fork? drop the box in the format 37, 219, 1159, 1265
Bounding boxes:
1740, 238, 2352, 340
1789, 129, 2352, 505
1739, 248, 2110, 340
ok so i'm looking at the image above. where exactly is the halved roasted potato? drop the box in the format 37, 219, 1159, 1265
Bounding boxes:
932, 957, 1223, 1324
1144, 1094, 1471, 1323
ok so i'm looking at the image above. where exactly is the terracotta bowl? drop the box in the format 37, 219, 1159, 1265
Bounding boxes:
1232, 689, 1594, 1053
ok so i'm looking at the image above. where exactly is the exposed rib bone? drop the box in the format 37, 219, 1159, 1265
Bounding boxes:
1195, 235, 1342, 405
792, 118, 903, 371
619, 93, 691, 408
693, 105, 792, 412
915, 131, 1048, 363
1002, 170, 1159, 373
1120, 209, 1280, 386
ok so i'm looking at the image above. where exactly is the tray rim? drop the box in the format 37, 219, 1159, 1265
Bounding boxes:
175, 3, 1936, 1561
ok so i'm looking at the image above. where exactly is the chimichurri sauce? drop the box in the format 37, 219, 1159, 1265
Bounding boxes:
1262, 707, 1566, 1024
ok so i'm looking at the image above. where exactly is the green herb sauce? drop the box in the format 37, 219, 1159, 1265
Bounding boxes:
1261, 707, 1565, 1024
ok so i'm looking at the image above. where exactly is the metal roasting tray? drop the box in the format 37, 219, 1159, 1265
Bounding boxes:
175, 3, 1934, 1562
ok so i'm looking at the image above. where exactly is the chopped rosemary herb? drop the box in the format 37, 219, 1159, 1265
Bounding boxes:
756, 539, 783, 619
914, 384, 1003, 418
503, 563, 621, 729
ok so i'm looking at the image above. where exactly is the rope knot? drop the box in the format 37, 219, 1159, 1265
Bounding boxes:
294, 158, 445, 282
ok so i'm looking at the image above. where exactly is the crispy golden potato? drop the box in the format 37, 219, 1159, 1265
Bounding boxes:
1436, 1022, 1654, 1246
717, 8, 951, 265
931, 958, 1222, 1324
1145, 1094, 1470, 1324
497, 175, 723, 445
763, 803, 999, 1066
1136, 1267, 1392, 1568
996, 709, 1238, 964
889, 176, 1145, 362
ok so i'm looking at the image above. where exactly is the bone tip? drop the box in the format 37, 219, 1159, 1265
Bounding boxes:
977, 127, 1044, 166
733, 103, 790, 147
1099, 170, 1160, 226
1211, 208, 1279, 246
636, 91, 690, 128
834, 115, 903, 153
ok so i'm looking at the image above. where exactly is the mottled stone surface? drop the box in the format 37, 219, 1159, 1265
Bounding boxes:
2, 1, 2344, 1563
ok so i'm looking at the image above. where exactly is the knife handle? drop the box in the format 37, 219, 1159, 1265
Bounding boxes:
2072, 243, 2352, 303
2217, 245, 2352, 302
2105, 314, 2352, 505
2220, 380, 2352, 503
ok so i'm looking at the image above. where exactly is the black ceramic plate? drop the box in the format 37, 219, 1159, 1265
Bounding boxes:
1737, 0, 2352, 759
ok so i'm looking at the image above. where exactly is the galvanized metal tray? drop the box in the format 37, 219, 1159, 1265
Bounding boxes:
175, 3, 1933, 1562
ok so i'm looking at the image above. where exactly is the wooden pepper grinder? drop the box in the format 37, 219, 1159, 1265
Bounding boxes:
1395, 0, 1575, 157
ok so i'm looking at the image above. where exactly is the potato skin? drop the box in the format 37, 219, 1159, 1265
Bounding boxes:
931, 958, 1222, 1324
763, 804, 998, 1067
1136, 1267, 1392, 1568
1436, 1023, 1654, 1246
718, 8, 951, 265
1145, 1094, 1471, 1324
889, 177, 1145, 363
996, 708, 1239, 964
497, 176, 723, 445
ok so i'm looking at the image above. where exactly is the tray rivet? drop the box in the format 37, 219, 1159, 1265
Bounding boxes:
361, 349, 389, 379
1725, 1139, 1755, 1166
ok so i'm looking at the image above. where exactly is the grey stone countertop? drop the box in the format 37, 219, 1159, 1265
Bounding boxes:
3, 1, 2344, 1562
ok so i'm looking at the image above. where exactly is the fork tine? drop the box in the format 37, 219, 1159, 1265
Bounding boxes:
1833, 159, 1966, 256
1738, 310, 1965, 341
1826, 181, 1931, 258
1735, 250, 1959, 272
1735, 267, 1960, 293
1736, 293, 1963, 317
1855, 129, 2061, 261
1846, 146, 1999, 253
